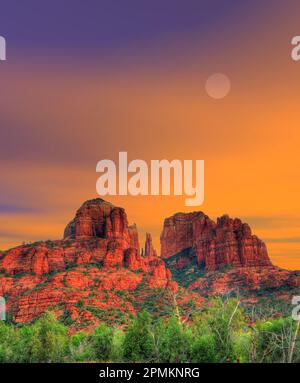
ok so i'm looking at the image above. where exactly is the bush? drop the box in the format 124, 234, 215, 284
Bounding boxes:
15, 312, 68, 362
158, 316, 191, 363
110, 330, 125, 362
91, 324, 113, 361
0, 322, 17, 362
190, 334, 217, 363
69, 332, 92, 362
123, 310, 154, 362
254, 317, 298, 363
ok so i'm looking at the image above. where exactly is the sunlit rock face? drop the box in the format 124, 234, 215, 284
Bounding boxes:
64, 198, 130, 241
0, 199, 176, 328
160, 212, 271, 271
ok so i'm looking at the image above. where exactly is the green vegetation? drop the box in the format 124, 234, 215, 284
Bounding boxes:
45, 240, 56, 249
165, 249, 200, 287
0, 312, 68, 362
0, 297, 299, 363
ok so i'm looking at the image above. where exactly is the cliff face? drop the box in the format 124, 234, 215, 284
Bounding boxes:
0, 199, 163, 276
64, 199, 130, 241
160, 212, 271, 271
143, 233, 157, 258
0, 199, 178, 329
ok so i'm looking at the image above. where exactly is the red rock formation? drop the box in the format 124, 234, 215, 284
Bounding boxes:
188, 266, 300, 298
0, 199, 142, 276
1, 198, 298, 331
144, 232, 157, 258
128, 224, 140, 255
64, 198, 130, 241
0, 198, 180, 328
124, 248, 141, 270
161, 212, 271, 271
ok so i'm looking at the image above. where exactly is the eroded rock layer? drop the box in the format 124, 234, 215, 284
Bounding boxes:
160, 212, 271, 270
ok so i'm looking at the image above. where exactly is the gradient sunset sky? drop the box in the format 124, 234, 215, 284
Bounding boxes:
1, 1, 300, 269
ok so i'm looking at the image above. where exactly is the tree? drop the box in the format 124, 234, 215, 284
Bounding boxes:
288, 318, 300, 363
110, 329, 125, 362
158, 316, 191, 363
192, 296, 246, 362
253, 317, 300, 363
0, 322, 16, 362
190, 334, 217, 363
17, 311, 68, 362
91, 323, 113, 361
123, 310, 154, 362
69, 332, 92, 362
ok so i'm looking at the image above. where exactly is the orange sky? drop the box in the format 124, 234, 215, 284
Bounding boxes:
1, 4, 300, 269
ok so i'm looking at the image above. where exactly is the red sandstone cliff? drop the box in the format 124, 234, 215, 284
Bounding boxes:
0, 199, 178, 328
160, 212, 271, 271
0, 199, 166, 276
143, 233, 157, 258
64, 199, 130, 241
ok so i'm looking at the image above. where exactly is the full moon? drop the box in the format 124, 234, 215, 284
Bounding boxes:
205, 73, 231, 99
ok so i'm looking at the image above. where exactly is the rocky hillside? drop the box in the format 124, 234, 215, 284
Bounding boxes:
0, 199, 199, 332
0, 198, 299, 330
161, 211, 300, 314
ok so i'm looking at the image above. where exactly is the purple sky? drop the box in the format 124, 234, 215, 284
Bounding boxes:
0, 0, 268, 57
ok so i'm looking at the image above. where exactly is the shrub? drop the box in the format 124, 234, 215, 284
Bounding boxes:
123, 310, 154, 362
91, 324, 113, 361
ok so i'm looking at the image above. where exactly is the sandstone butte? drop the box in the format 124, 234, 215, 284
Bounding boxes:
161, 211, 271, 270
0, 198, 299, 331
